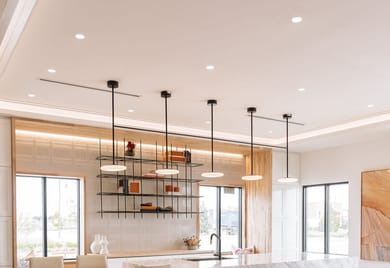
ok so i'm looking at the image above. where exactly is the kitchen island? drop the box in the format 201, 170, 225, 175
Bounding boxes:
116, 251, 358, 268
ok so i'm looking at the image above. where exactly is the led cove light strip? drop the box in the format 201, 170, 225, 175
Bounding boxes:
15, 130, 243, 158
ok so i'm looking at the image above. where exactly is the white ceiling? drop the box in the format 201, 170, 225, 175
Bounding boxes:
1, 0, 390, 152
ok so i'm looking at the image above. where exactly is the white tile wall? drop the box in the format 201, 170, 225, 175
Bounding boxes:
0, 217, 12, 265
0, 117, 12, 267
15, 133, 244, 253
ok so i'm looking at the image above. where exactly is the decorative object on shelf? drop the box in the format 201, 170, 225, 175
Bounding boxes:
99, 235, 109, 255
202, 99, 224, 178
90, 234, 101, 254
165, 184, 173, 192
162, 150, 186, 162
174, 186, 180, 192
129, 181, 140, 193
183, 235, 201, 250
100, 80, 127, 172
155, 91, 180, 175
119, 179, 128, 193
277, 114, 298, 183
242, 107, 263, 181
184, 150, 191, 163
125, 141, 136, 156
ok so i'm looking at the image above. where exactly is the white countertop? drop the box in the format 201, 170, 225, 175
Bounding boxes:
121, 251, 358, 268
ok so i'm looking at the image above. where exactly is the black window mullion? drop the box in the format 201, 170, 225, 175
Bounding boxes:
324, 185, 329, 254
302, 186, 307, 252
216, 187, 221, 255
238, 188, 242, 248
42, 177, 48, 257
77, 179, 81, 256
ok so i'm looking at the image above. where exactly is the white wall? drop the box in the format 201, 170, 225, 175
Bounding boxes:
0, 117, 13, 268
300, 137, 390, 268
272, 150, 300, 252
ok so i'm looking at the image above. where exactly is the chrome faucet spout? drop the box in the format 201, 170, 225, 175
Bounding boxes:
210, 233, 221, 260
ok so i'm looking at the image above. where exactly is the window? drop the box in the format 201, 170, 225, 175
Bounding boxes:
199, 186, 242, 252
16, 175, 84, 262
303, 182, 349, 255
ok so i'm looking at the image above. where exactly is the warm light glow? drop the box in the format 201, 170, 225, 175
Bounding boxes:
201, 171, 224, 178
367, 104, 374, 108
127, 109, 135, 113
277, 177, 298, 183
100, 164, 127, 172
15, 130, 243, 158
75, 33, 86, 40
291, 17, 303, 23
241, 175, 263, 181
205, 65, 215, 70
47, 68, 56, 73
27, 94, 35, 98
297, 88, 305, 92
155, 168, 180, 175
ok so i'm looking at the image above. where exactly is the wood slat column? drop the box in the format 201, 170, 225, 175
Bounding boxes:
245, 149, 272, 253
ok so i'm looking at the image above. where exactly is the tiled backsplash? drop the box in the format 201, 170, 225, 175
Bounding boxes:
15, 134, 244, 252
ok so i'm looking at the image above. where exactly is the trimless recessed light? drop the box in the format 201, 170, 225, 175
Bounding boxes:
367, 104, 374, 108
47, 68, 56, 73
127, 109, 135, 113
27, 93, 35, 98
291, 17, 303, 23
205, 65, 215, 70
75, 33, 86, 40
297, 88, 305, 92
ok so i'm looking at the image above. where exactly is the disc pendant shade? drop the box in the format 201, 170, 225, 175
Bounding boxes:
277, 114, 298, 183
155, 91, 179, 175
242, 107, 263, 181
201, 100, 224, 178
100, 80, 127, 172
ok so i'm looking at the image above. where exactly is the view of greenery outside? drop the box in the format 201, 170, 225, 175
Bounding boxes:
16, 175, 80, 266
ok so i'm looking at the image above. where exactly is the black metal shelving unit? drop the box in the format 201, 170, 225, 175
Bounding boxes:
96, 140, 203, 219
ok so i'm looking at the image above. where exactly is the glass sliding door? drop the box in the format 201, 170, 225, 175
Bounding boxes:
199, 186, 242, 252
304, 186, 325, 253
303, 182, 349, 255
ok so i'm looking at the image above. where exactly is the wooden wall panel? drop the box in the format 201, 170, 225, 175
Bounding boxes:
245, 150, 272, 253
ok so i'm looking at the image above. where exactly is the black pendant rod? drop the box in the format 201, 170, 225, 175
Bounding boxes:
247, 107, 257, 176
161, 91, 172, 169
208, 100, 217, 172
108, 80, 119, 165
283, 113, 292, 178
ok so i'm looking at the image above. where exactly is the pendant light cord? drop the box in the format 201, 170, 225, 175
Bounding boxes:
250, 110, 254, 175
164, 95, 169, 169
286, 115, 289, 178
111, 84, 115, 165
211, 102, 214, 172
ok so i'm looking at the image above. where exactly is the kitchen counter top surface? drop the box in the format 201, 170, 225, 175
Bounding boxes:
108, 249, 214, 258
120, 251, 358, 268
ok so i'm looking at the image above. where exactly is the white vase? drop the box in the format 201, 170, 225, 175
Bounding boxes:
100, 235, 109, 255
90, 234, 101, 254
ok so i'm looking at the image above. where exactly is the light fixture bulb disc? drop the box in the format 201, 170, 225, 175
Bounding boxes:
155, 168, 179, 175
100, 164, 127, 172
277, 177, 298, 183
201, 171, 224, 178
241, 175, 263, 181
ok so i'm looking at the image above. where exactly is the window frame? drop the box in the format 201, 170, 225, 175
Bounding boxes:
302, 181, 349, 255
199, 185, 243, 252
16, 174, 84, 260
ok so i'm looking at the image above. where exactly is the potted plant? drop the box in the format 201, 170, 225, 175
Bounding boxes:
183, 235, 201, 250
125, 141, 136, 156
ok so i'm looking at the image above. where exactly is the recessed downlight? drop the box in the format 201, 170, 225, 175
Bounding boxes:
268, 130, 273, 134
367, 104, 374, 108
291, 16, 303, 23
205, 120, 211, 124
297, 88, 305, 92
75, 33, 86, 40
47, 68, 56, 73
127, 109, 135, 113
205, 65, 215, 70
27, 93, 35, 98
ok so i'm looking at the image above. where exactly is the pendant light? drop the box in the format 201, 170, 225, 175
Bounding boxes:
277, 113, 298, 183
155, 91, 179, 175
242, 107, 263, 181
201, 99, 224, 178
100, 80, 127, 172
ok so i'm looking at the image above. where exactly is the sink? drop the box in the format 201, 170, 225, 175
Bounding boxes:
185, 256, 236, 262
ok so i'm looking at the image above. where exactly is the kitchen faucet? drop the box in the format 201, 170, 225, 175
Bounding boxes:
210, 233, 221, 260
